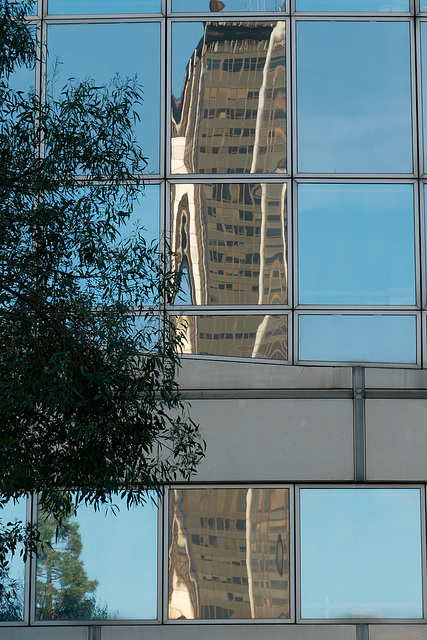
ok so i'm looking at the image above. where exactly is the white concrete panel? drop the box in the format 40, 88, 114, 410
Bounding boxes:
188, 399, 354, 481
365, 367, 427, 390
178, 360, 352, 391
0, 628, 88, 640
370, 625, 427, 640
101, 624, 356, 640
366, 399, 427, 480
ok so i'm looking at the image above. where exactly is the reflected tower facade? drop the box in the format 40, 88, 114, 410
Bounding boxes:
171, 22, 288, 359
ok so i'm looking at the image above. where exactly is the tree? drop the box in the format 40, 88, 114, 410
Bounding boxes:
36, 513, 106, 621
0, 0, 205, 573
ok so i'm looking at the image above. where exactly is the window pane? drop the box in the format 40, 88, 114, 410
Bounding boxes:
36, 499, 158, 620
169, 488, 290, 620
421, 0, 427, 9
0, 500, 26, 622
296, 0, 408, 10
48, 0, 161, 12
300, 488, 423, 619
298, 314, 417, 363
171, 183, 288, 305
296, 21, 412, 173
171, 22, 287, 174
122, 185, 160, 248
47, 23, 161, 173
172, 0, 286, 11
173, 314, 288, 359
298, 184, 415, 305
420, 24, 427, 172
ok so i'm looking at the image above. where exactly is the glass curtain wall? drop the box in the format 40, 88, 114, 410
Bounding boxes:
20, 0, 427, 366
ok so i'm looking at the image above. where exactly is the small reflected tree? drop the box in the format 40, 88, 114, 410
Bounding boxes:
36, 514, 106, 621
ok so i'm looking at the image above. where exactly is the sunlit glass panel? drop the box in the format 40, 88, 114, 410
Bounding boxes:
169, 487, 290, 620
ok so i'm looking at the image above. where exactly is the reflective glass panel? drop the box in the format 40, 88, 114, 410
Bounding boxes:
172, 0, 286, 11
422, 0, 427, 9
296, 0, 408, 9
36, 499, 158, 620
47, 23, 161, 173
171, 183, 288, 305
420, 23, 427, 172
300, 488, 423, 619
173, 314, 288, 359
0, 500, 26, 621
296, 21, 412, 173
49, 0, 160, 12
298, 314, 417, 363
298, 184, 415, 305
169, 488, 290, 620
121, 185, 160, 248
171, 22, 287, 174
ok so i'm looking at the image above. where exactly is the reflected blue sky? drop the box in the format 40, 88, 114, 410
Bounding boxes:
172, 22, 204, 98
422, 0, 427, 9
421, 24, 427, 171
298, 184, 415, 305
121, 185, 160, 247
48, 0, 161, 13
296, 0, 408, 10
47, 23, 161, 173
297, 21, 412, 173
68, 499, 158, 619
298, 315, 417, 363
172, 0, 285, 10
300, 488, 423, 619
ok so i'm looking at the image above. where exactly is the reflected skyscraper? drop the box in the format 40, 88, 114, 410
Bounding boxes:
168, 488, 290, 620
171, 21, 286, 175
171, 22, 288, 359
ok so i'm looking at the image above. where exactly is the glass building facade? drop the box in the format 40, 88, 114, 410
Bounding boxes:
5, 1, 427, 638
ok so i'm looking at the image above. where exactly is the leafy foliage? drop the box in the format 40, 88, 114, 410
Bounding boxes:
0, 0, 205, 587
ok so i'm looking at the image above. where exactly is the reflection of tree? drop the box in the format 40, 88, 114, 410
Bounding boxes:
36, 515, 107, 620
0, 568, 23, 621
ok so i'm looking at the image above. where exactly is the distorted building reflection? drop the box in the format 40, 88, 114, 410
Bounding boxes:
168, 488, 290, 620
170, 181, 288, 358
171, 21, 286, 174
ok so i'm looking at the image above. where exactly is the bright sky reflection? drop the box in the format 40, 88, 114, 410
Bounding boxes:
300, 488, 423, 620
297, 21, 412, 173
298, 183, 415, 305
296, 0, 408, 10
298, 315, 417, 364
